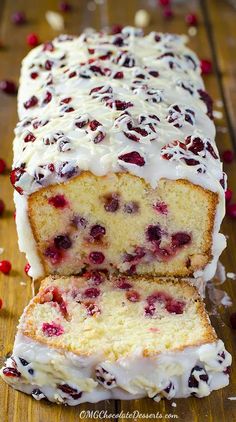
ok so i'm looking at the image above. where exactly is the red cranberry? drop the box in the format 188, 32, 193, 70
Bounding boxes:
30, 72, 39, 79
11, 11, 26, 25
147, 291, 171, 305
172, 232, 191, 247
43, 91, 52, 104
111, 24, 123, 34
59, 1, 72, 12
58, 384, 82, 400
158, 0, 170, 5
118, 151, 145, 166
54, 234, 72, 249
3, 367, 21, 377
0, 298, 2, 310
126, 290, 140, 302
0, 159, 6, 174
26, 33, 39, 47
222, 149, 234, 163
42, 322, 64, 337
90, 225, 106, 240
85, 302, 101, 316
83, 270, 105, 285
145, 303, 156, 317
163, 6, 174, 19
200, 59, 213, 75
226, 203, 236, 219
24, 262, 31, 275
153, 201, 168, 215
24, 132, 36, 143
10, 167, 25, 194
23, 95, 38, 109
44, 246, 62, 264
225, 189, 232, 203
83, 287, 100, 298
0, 199, 5, 216
89, 120, 101, 131
185, 13, 198, 26
114, 71, 124, 79
117, 279, 132, 290
230, 312, 236, 329
165, 299, 185, 314
48, 194, 68, 208
146, 225, 161, 242
0, 80, 17, 95
89, 251, 105, 265
104, 194, 119, 212
0, 260, 11, 274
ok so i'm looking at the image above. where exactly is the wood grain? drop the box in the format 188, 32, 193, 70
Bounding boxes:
0, 0, 236, 421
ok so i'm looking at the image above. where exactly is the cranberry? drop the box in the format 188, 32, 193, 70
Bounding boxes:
0, 199, 5, 216
3, 367, 21, 377
10, 167, 25, 194
44, 246, 62, 264
42, 322, 64, 337
147, 291, 171, 305
26, 33, 39, 47
83, 287, 100, 298
185, 13, 198, 26
89, 252, 105, 265
111, 24, 123, 34
0, 260, 11, 274
83, 270, 105, 285
24, 262, 31, 275
165, 299, 185, 314
85, 302, 101, 316
0, 80, 17, 94
153, 201, 168, 215
43, 41, 54, 51
200, 59, 213, 75
163, 6, 174, 19
11, 11, 26, 25
0, 298, 2, 310
114, 71, 124, 79
0, 159, 6, 174
90, 225, 106, 240
54, 234, 72, 249
104, 194, 119, 212
59, 1, 72, 12
230, 312, 236, 329
24, 132, 36, 143
227, 203, 236, 219
43, 91, 52, 104
118, 151, 145, 166
145, 303, 156, 317
41, 287, 67, 317
126, 290, 140, 302
198, 89, 213, 119
222, 149, 234, 163
113, 100, 133, 111
89, 120, 101, 131
146, 225, 161, 242
225, 189, 233, 203
48, 194, 68, 208
158, 0, 170, 5
172, 232, 191, 247
23, 95, 38, 109
30, 72, 38, 79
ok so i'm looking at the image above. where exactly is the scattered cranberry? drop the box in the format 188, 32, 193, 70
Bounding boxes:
85, 302, 100, 316
0, 80, 17, 95
90, 225, 106, 240
23, 95, 38, 109
222, 149, 234, 163
111, 24, 123, 34
42, 322, 64, 337
54, 234, 72, 249
146, 225, 161, 242
117, 279, 132, 290
153, 201, 168, 215
0, 260, 11, 274
226, 203, 236, 219
48, 194, 68, 208
200, 59, 213, 75
0, 298, 2, 310
225, 189, 233, 203
0, 199, 5, 216
104, 194, 119, 212
44, 246, 62, 264
89, 251, 105, 265
83, 287, 100, 298
26, 33, 39, 47
126, 290, 140, 302
0, 159, 6, 174
230, 312, 236, 329
24, 262, 31, 275
172, 232, 191, 247
118, 151, 145, 166
185, 13, 198, 26
165, 299, 185, 314
163, 6, 174, 19
11, 11, 26, 25
3, 367, 21, 377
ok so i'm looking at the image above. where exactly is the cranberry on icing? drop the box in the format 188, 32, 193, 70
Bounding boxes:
118, 151, 145, 166
48, 194, 68, 208
3, 367, 21, 378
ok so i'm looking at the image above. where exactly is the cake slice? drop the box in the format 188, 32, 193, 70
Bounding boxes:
12, 28, 226, 281
0, 273, 231, 404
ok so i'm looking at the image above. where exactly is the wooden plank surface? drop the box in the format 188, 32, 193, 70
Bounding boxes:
0, 0, 236, 421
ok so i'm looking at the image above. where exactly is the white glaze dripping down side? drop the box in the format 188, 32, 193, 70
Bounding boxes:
12, 28, 226, 280
0, 333, 231, 405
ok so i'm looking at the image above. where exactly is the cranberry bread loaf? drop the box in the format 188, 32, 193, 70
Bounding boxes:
12, 28, 226, 280
0, 273, 231, 404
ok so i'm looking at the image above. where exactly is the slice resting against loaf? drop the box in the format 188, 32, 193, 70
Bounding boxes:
0, 273, 231, 404
11, 27, 226, 282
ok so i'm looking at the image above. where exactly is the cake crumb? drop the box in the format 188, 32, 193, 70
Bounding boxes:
20, 281, 27, 286
0, 247, 4, 255
45, 11, 64, 31
171, 402, 177, 407
213, 110, 223, 120
228, 397, 236, 400
188, 27, 197, 37
216, 99, 223, 108
227, 272, 236, 280
134, 9, 150, 28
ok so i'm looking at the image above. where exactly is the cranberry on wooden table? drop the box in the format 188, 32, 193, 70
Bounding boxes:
0, 260, 12, 274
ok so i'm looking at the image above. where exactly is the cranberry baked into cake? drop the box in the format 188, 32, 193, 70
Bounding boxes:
12, 28, 226, 280
0, 273, 231, 404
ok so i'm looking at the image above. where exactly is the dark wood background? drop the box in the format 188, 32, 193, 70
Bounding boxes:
0, 0, 236, 420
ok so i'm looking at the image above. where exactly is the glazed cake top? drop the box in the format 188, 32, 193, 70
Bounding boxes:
12, 27, 225, 198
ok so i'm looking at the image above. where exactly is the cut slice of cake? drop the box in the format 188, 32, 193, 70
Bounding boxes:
12, 28, 226, 281
1, 273, 231, 404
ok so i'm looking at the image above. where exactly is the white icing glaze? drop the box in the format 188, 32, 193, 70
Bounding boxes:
12, 28, 226, 280
0, 333, 231, 404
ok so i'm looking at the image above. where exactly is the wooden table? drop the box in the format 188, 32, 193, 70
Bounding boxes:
0, 0, 236, 420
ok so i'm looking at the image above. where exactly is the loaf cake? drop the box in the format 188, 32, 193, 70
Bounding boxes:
0, 273, 231, 404
11, 28, 226, 281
